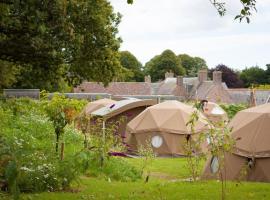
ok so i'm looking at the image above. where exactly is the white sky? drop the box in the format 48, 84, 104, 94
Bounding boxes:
110, 0, 270, 70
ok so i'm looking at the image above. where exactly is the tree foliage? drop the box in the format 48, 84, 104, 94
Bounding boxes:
266, 64, 270, 83
42, 94, 86, 152
210, 64, 244, 88
144, 50, 185, 82
0, 60, 20, 90
119, 51, 144, 82
178, 54, 207, 77
0, 0, 121, 91
240, 66, 268, 87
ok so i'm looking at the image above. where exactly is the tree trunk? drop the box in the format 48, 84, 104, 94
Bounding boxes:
84, 133, 88, 149
60, 142, 65, 160
55, 131, 60, 153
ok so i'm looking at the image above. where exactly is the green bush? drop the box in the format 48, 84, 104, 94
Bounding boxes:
0, 98, 87, 196
220, 103, 247, 119
87, 156, 141, 182
0, 97, 141, 199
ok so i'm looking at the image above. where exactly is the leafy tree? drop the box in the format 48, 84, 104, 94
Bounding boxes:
0, 0, 121, 91
210, 64, 244, 88
144, 50, 185, 82
119, 51, 144, 82
43, 94, 86, 153
114, 66, 134, 82
0, 60, 20, 90
11, 64, 70, 92
240, 66, 268, 87
68, 0, 122, 86
266, 64, 270, 83
178, 54, 207, 77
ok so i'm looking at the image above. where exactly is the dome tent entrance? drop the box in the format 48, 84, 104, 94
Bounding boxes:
202, 103, 270, 182
126, 100, 210, 156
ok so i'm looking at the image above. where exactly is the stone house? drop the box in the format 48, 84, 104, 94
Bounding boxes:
74, 70, 270, 105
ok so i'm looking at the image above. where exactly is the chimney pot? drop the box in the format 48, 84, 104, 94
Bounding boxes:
144, 75, 151, 83
198, 69, 208, 83
213, 71, 222, 84
176, 76, 184, 87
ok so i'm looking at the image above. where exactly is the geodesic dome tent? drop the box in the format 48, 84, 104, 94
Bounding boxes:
202, 103, 270, 182
126, 100, 210, 156
82, 98, 116, 115
202, 102, 228, 124
91, 99, 157, 138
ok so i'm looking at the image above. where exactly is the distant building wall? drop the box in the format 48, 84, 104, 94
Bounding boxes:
4, 89, 40, 99
48, 93, 112, 101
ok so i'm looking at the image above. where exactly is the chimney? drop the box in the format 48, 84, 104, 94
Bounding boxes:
176, 76, 184, 87
213, 71, 222, 84
198, 69, 208, 83
144, 75, 151, 83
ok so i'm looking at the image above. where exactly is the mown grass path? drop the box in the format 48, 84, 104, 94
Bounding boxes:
2, 158, 270, 200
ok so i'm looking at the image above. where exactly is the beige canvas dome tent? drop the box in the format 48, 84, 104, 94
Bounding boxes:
202, 103, 270, 182
91, 99, 157, 138
82, 98, 117, 115
126, 101, 210, 156
202, 102, 228, 124
77, 98, 116, 130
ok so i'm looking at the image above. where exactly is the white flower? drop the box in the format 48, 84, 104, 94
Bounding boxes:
20, 167, 34, 172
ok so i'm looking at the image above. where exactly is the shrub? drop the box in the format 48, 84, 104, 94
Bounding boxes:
220, 103, 247, 119
42, 93, 87, 153
0, 97, 141, 199
87, 155, 141, 182
0, 98, 87, 198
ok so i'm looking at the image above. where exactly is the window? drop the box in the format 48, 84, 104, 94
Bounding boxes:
247, 158, 255, 169
211, 107, 224, 115
210, 156, 219, 174
151, 135, 163, 148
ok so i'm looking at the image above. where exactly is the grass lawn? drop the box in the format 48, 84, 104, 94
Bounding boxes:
2, 157, 270, 200
126, 157, 205, 180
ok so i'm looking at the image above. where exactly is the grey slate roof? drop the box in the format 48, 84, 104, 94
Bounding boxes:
73, 76, 270, 105
228, 89, 270, 105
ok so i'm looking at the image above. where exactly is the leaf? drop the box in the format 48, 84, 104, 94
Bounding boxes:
234, 15, 241, 20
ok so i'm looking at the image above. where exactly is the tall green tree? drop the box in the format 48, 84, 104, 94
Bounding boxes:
144, 50, 185, 82
68, 0, 122, 86
240, 66, 268, 87
119, 51, 144, 82
178, 54, 207, 77
0, 60, 20, 90
266, 64, 270, 83
0, 0, 121, 91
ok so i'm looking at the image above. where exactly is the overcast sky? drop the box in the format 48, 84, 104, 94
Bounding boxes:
110, 0, 270, 70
